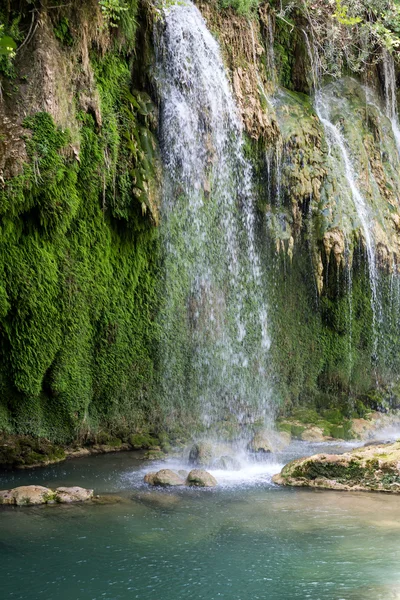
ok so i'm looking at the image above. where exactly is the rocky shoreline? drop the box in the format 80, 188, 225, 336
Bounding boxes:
273, 441, 400, 493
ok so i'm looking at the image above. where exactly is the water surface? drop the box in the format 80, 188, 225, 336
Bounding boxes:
1, 443, 400, 600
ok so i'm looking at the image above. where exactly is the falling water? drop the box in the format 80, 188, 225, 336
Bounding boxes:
154, 0, 272, 434
382, 50, 400, 156
314, 88, 379, 357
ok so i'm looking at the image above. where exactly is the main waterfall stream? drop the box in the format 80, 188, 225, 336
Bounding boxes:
155, 1, 272, 433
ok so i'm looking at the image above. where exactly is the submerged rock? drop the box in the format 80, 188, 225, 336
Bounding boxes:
273, 441, 400, 493
186, 469, 217, 487
144, 469, 185, 487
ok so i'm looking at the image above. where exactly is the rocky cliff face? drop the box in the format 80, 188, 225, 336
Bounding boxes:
1, 0, 400, 445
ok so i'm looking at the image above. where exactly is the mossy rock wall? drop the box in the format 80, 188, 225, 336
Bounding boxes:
0, 0, 163, 441
1, 0, 400, 446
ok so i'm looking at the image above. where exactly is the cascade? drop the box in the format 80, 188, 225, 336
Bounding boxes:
382, 50, 400, 156
302, 35, 380, 358
314, 88, 380, 358
154, 0, 272, 435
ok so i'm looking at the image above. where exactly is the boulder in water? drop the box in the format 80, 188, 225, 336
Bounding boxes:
189, 442, 214, 466
248, 431, 273, 453
0, 485, 94, 506
186, 469, 217, 487
212, 455, 241, 470
55, 487, 93, 503
144, 472, 157, 485
0, 489, 16, 505
248, 430, 291, 453
145, 469, 185, 487
273, 441, 400, 493
300, 427, 325, 442
10, 485, 54, 506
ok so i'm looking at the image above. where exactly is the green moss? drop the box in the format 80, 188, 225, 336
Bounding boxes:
129, 433, 159, 449
0, 37, 161, 443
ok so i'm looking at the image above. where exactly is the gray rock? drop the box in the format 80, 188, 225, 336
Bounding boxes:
148, 469, 185, 487
186, 469, 217, 487
189, 442, 214, 466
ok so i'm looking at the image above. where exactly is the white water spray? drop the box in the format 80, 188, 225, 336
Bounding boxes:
154, 0, 272, 431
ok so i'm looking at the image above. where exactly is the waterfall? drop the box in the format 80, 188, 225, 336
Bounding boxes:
382, 50, 400, 156
154, 1, 272, 434
314, 88, 380, 357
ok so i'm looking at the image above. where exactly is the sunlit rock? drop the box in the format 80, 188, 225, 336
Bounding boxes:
55, 487, 93, 503
145, 469, 185, 487
273, 441, 400, 492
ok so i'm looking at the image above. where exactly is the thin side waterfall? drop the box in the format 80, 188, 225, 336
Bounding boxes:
314, 89, 379, 358
154, 0, 272, 436
382, 50, 400, 156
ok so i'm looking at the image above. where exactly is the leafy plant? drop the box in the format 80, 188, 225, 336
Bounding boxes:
333, 0, 362, 26
99, 0, 128, 28
0, 25, 16, 57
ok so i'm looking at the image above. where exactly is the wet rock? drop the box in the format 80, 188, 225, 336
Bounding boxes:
189, 442, 214, 466
55, 487, 93, 503
0, 489, 15, 505
144, 472, 157, 485
273, 441, 400, 493
142, 449, 165, 461
92, 494, 124, 505
248, 429, 291, 453
145, 469, 185, 487
12, 485, 54, 506
301, 427, 325, 442
212, 455, 241, 470
0, 485, 95, 506
247, 431, 273, 453
186, 469, 217, 487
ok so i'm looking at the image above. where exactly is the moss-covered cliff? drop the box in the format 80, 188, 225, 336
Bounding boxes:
0, 0, 162, 442
1, 0, 400, 449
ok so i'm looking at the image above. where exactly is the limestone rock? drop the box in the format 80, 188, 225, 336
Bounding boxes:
248, 430, 290, 453
55, 486, 93, 503
144, 472, 157, 485
189, 442, 214, 466
301, 427, 325, 442
273, 441, 400, 493
147, 469, 185, 487
247, 431, 273, 453
12, 485, 54, 506
186, 469, 217, 487
0, 489, 14, 505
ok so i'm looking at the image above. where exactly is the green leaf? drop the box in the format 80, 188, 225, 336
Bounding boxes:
0, 35, 17, 56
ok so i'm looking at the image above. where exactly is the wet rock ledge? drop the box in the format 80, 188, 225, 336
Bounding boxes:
0, 485, 93, 506
273, 441, 400, 493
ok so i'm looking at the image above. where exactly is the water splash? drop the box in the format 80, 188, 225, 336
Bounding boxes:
154, 0, 272, 434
